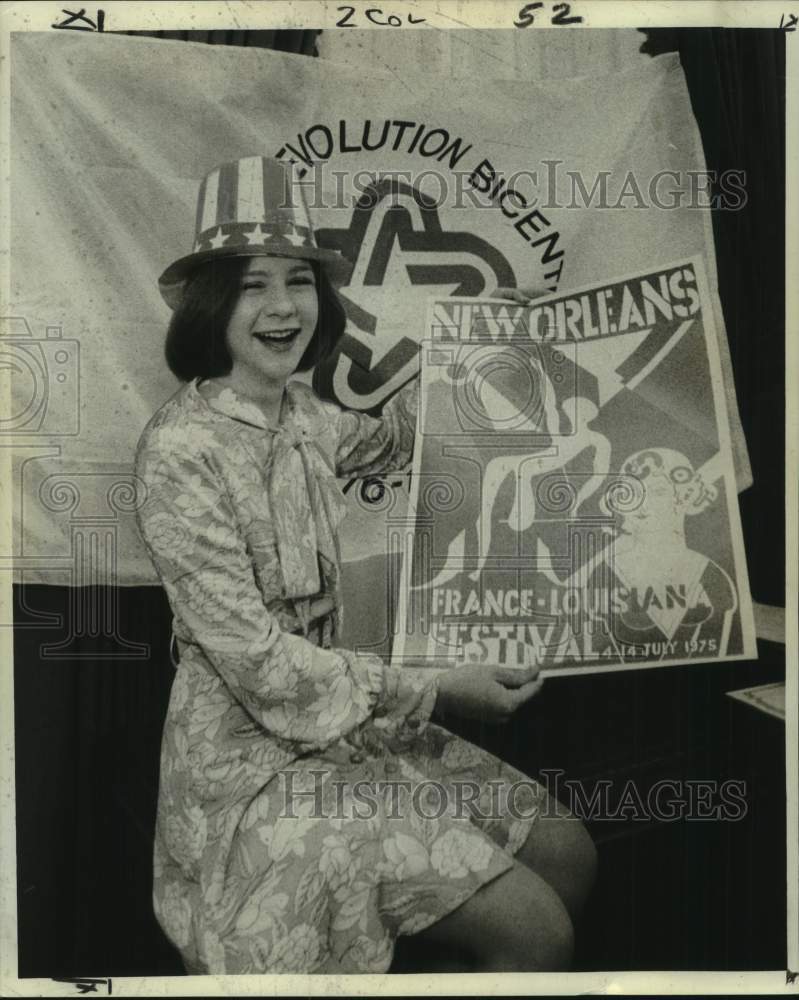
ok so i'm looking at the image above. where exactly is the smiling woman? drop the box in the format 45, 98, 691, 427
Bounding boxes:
133, 154, 595, 976
164, 256, 347, 415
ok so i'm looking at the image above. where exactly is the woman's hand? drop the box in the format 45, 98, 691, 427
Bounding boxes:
434, 660, 544, 724
490, 283, 549, 304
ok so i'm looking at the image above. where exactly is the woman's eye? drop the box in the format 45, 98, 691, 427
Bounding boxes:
241, 282, 266, 291
290, 275, 314, 286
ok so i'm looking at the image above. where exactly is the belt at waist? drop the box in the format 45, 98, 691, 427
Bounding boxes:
170, 611, 331, 666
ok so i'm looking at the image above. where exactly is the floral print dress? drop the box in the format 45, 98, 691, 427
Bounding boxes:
134, 375, 544, 975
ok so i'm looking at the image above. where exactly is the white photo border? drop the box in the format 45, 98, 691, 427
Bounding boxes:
1, 1, 796, 995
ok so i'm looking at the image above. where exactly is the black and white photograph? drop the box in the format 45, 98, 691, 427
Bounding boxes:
1, 1, 796, 993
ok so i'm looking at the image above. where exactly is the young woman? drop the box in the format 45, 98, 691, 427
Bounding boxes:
135, 156, 596, 976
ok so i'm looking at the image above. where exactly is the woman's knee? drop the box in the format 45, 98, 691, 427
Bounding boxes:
496, 921, 574, 972
490, 868, 574, 971
416, 863, 574, 972
516, 795, 598, 902
558, 811, 598, 888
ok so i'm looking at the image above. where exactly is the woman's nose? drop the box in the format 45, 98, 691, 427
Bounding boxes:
264, 282, 297, 317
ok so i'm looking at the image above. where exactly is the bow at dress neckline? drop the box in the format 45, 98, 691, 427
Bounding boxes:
193, 378, 347, 630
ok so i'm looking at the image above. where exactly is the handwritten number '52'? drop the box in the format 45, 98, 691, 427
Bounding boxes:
515, 2, 583, 27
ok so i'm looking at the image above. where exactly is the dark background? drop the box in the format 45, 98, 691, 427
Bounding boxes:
14, 28, 787, 977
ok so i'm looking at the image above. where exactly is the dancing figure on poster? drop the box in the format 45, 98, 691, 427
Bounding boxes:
473, 395, 611, 581
419, 360, 611, 587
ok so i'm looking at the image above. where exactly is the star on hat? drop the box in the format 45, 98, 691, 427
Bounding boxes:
158, 156, 351, 310
245, 224, 268, 246
207, 227, 227, 250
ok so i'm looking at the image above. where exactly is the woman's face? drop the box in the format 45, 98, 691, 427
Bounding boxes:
224, 255, 318, 395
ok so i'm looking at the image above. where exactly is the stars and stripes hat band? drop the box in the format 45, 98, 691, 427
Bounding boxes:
158, 156, 350, 309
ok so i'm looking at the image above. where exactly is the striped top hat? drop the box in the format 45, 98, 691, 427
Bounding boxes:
158, 156, 350, 309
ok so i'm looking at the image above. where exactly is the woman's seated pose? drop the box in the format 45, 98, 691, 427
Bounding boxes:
135, 155, 596, 976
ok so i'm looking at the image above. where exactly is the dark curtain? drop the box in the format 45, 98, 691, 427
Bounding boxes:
15, 29, 787, 979
639, 29, 786, 608
14, 586, 181, 977
119, 29, 321, 55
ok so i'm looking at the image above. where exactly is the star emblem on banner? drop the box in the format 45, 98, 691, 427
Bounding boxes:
313, 178, 517, 409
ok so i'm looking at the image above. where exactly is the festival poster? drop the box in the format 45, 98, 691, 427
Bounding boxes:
393, 256, 757, 676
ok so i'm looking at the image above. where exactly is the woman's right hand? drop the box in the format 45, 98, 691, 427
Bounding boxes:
490, 283, 549, 304
434, 662, 544, 724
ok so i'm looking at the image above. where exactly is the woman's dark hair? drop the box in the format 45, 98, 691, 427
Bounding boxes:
164, 256, 347, 381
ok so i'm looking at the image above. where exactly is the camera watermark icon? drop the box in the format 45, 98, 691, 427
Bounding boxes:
1, 317, 80, 435
9, 471, 150, 660
424, 335, 578, 440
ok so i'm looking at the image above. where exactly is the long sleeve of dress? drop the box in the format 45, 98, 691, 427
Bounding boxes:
314, 375, 443, 749
330, 376, 419, 479
135, 430, 437, 755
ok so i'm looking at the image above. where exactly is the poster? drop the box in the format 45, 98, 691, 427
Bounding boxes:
394, 256, 757, 674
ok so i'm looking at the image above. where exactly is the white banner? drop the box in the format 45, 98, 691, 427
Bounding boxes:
7, 32, 750, 597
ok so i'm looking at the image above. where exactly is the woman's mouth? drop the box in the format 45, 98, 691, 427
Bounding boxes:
253, 328, 301, 351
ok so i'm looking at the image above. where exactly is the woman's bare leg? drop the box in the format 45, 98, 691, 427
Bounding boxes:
513, 791, 598, 921
403, 861, 574, 972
